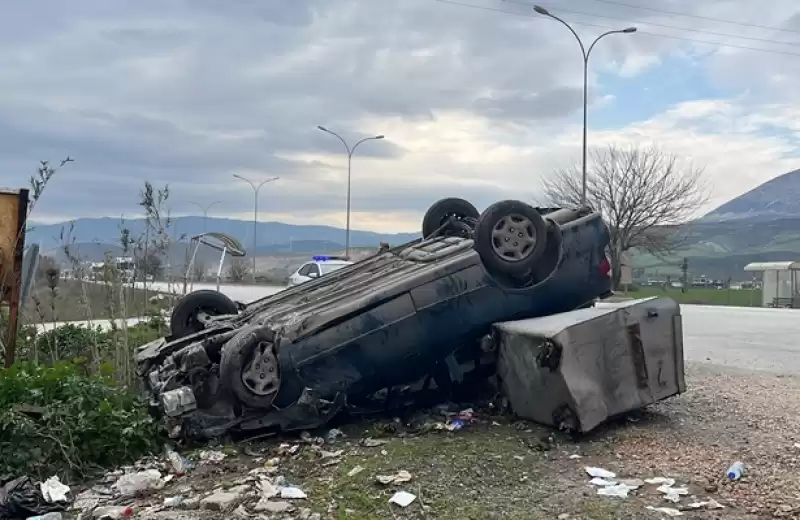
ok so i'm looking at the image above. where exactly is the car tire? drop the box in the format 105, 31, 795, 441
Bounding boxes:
219, 326, 280, 409
421, 198, 479, 238
170, 289, 239, 339
474, 200, 548, 276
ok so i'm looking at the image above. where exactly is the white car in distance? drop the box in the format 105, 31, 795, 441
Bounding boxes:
287, 255, 353, 287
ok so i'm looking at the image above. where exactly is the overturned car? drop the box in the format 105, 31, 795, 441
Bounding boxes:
136, 198, 614, 438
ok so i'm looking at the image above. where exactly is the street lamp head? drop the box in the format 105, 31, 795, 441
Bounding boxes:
375, 135, 385, 140
533, 5, 550, 16
317, 125, 328, 132
622, 27, 637, 33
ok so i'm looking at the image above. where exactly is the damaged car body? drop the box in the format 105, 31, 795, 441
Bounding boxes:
136, 198, 615, 438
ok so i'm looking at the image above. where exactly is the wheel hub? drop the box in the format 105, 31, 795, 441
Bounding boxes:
241, 341, 280, 397
491, 213, 537, 261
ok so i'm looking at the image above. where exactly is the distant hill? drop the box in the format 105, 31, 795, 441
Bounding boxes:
26, 216, 419, 254
704, 168, 800, 222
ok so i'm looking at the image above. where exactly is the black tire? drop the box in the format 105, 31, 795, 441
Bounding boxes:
474, 200, 548, 276
421, 198, 479, 238
219, 326, 280, 409
170, 289, 238, 339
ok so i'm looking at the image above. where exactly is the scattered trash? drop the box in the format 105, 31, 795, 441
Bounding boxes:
596, 483, 634, 498
25, 513, 63, 520
164, 444, 193, 475
589, 477, 616, 487
40, 476, 71, 503
585, 467, 616, 479
726, 461, 745, 480
389, 491, 417, 508
277, 443, 301, 456
0, 477, 67, 519
445, 418, 465, 431
91, 505, 134, 519
326, 429, 344, 443
279, 486, 307, 500
359, 438, 387, 448
568, 454, 582, 459
645, 506, 683, 517
199, 450, 227, 464
112, 470, 164, 497
686, 499, 725, 510
375, 471, 413, 485
657, 484, 689, 503
619, 478, 644, 489
347, 466, 365, 477
257, 479, 280, 500
163, 496, 183, 507
644, 477, 675, 486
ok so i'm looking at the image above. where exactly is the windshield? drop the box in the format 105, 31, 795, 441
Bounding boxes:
319, 263, 349, 274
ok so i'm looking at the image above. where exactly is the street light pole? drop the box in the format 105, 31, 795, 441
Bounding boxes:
232, 174, 279, 281
188, 200, 221, 233
317, 126, 384, 258
533, 5, 636, 206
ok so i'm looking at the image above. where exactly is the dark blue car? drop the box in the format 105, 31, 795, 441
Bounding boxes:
136, 198, 612, 437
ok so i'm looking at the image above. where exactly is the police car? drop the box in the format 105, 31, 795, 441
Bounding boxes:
287, 255, 354, 287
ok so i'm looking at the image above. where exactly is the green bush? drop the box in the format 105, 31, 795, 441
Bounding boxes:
0, 361, 163, 479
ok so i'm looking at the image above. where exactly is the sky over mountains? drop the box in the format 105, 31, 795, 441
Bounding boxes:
5, 0, 800, 233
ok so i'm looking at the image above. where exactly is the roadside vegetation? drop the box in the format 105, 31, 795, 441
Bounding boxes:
0, 161, 172, 480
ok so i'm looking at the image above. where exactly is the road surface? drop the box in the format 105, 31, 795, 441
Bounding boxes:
41, 283, 800, 373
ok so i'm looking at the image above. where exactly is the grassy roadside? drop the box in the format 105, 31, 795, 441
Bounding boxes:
619, 286, 761, 307
21, 278, 175, 323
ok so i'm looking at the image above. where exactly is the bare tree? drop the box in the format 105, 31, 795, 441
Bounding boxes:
540, 144, 709, 287
227, 258, 248, 283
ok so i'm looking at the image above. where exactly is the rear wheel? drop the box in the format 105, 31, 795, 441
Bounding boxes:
170, 290, 238, 339
474, 200, 548, 276
421, 198, 479, 239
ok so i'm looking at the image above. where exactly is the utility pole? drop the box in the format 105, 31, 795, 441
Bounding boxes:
232, 174, 279, 282
187, 200, 221, 233
533, 5, 636, 206
317, 126, 384, 258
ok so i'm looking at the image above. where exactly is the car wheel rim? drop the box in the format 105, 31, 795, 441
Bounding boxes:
241, 340, 280, 396
491, 213, 536, 262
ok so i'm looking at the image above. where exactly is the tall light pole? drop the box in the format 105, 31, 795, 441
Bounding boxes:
533, 5, 636, 206
187, 200, 221, 233
233, 174, 279, 281
317, 126, 384, 258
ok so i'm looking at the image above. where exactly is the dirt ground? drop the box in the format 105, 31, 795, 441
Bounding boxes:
65, 361, 800, 519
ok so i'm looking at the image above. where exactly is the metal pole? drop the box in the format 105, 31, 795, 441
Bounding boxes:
345, 151, 353, 256
188, 200, 221, 233
532, 5, 636, 206
233, 174, 279, 282
317, 126, 384, 258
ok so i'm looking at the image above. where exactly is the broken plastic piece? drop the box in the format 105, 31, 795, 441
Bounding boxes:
389, 491, 417, 507
645, 506, 683, 517
585, 467, 616, 479
40, 476, 70, 503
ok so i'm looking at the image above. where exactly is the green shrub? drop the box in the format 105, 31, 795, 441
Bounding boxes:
0, 361, 163, 479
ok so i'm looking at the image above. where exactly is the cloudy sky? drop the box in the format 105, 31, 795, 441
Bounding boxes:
4, 0, 800, 233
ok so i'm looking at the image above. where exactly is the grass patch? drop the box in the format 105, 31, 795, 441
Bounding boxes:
624, 285, 761, 307
23, 278, 175, 322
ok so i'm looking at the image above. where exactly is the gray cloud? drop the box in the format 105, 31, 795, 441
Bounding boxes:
2, 0, 799, 228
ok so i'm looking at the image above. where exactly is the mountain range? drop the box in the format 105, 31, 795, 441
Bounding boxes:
25, 166, 800, 280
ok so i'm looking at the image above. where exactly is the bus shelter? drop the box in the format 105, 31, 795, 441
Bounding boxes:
743, 261, 800, 308
184, 232, 246, 294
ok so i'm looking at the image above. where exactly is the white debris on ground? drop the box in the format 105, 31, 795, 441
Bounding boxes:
582, 465, 726, 515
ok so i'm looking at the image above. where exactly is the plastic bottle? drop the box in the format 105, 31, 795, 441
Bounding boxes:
26, 513, 63, 520
92, 506, 134, 519
726, 461, 745, 480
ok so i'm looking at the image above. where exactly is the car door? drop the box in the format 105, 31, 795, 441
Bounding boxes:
290, 263, 312, 286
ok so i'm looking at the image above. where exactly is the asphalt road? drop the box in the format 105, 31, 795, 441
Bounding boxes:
70, 281, 800, 373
